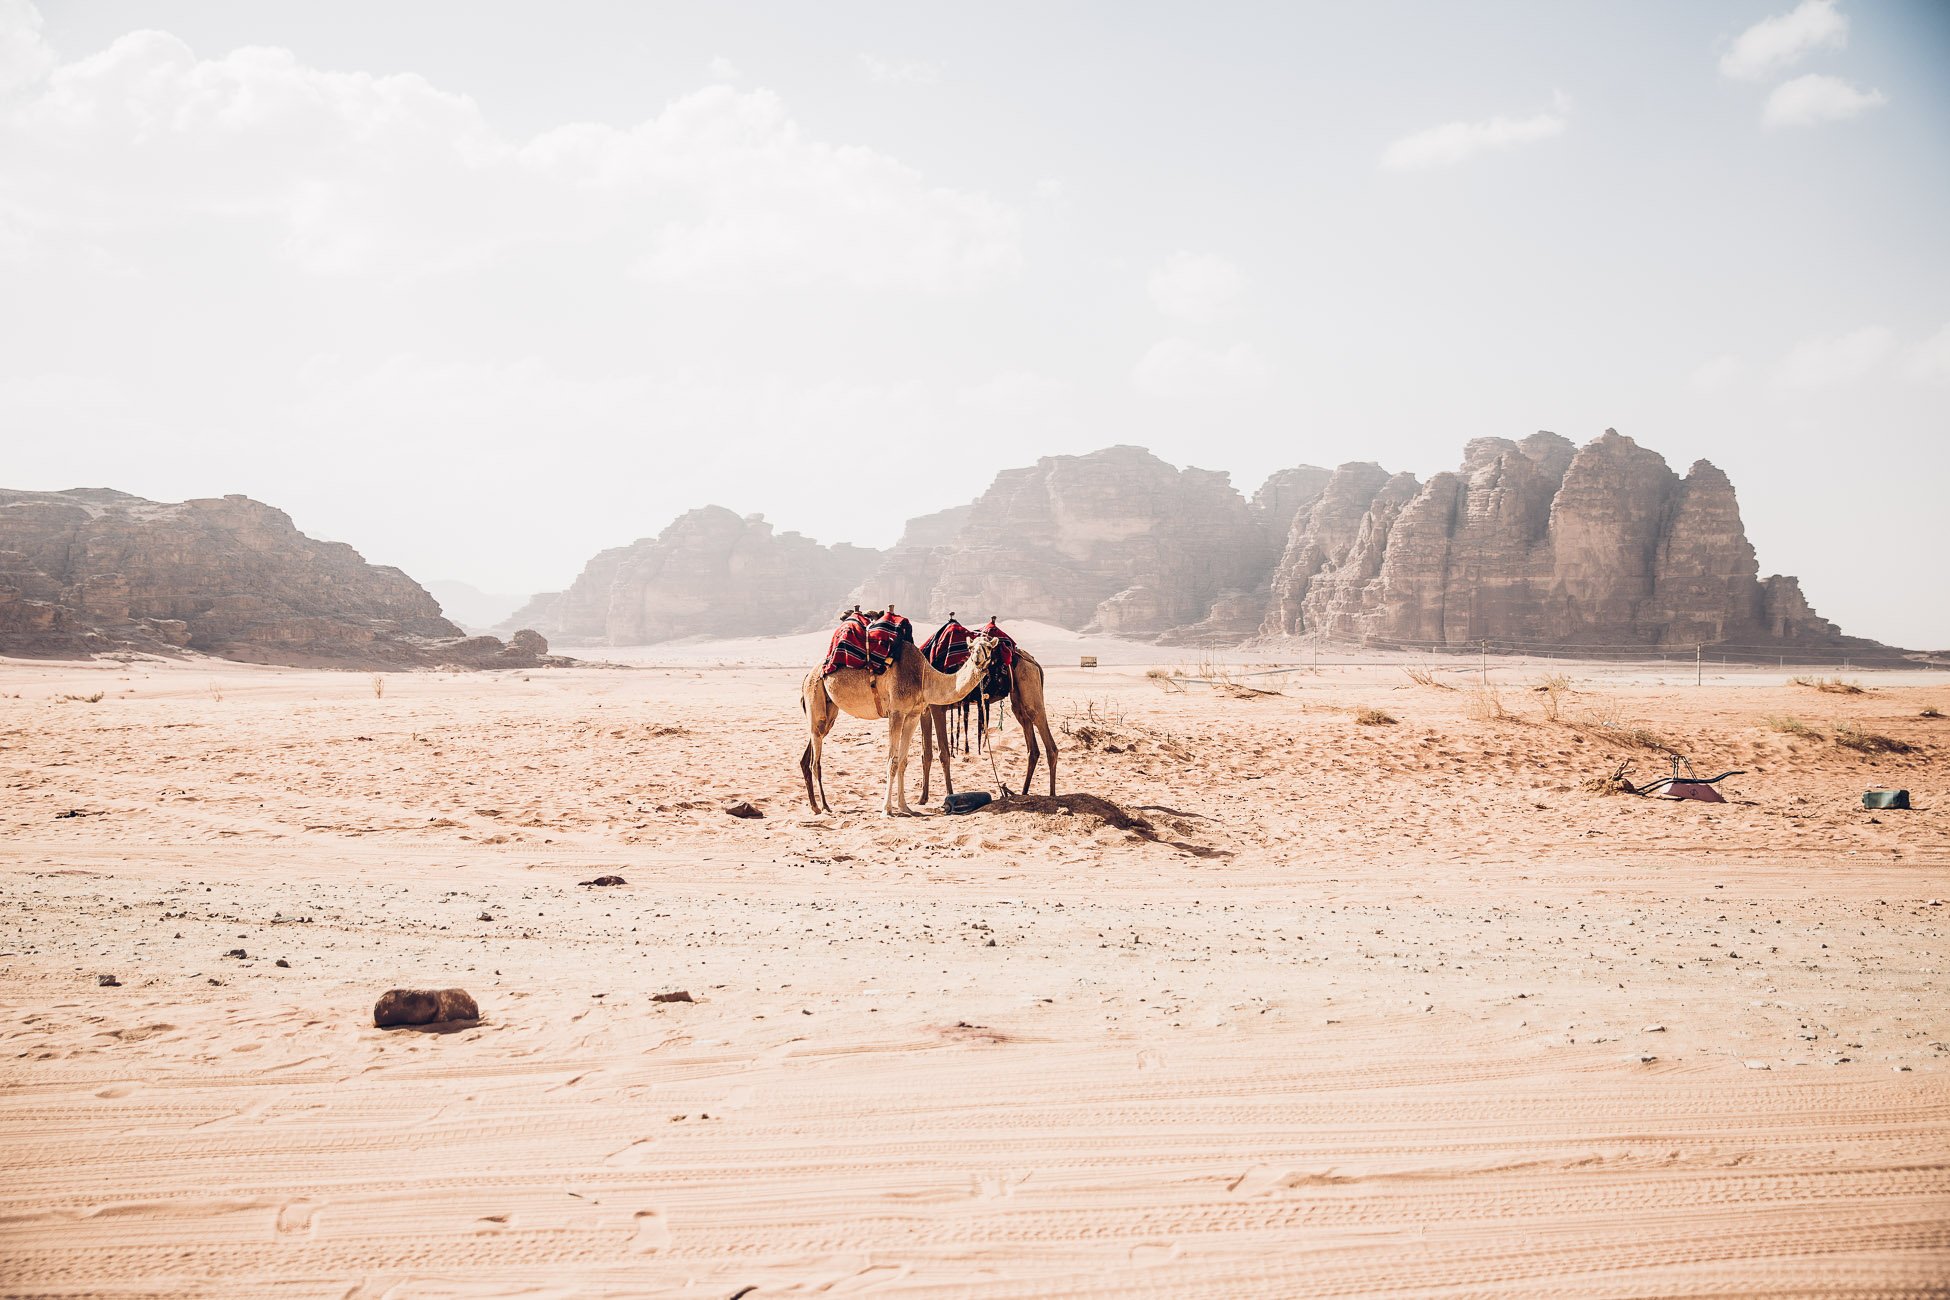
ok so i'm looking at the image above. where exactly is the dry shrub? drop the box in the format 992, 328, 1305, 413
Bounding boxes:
370, 673, 386, 699
1466, 682, 1509, 722
1792, 675, 1866, 695
1922, 706, 1944, 719
1144, 667, 1185, 693
1832, 724, 1915, 755
56, 691, 105, 704
1582, 761, 1637, 795
1766, 715, 1821, 738
1404, 663, 1454, 690
1356, 707, 1397, 726
1534, 672, 1573, 722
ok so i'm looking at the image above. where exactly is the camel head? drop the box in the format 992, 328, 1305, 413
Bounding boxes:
966, 634, 996, 673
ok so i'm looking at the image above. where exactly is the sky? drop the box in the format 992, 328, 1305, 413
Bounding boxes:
3, 0, 1947, 646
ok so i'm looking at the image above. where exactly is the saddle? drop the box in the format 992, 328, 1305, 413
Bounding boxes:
865, 612, 913, 669
820, 614, 873, 678
921, 618, 972, 672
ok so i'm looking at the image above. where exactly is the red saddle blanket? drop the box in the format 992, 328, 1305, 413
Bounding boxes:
820, 617, 873, 677
981, 620, 1017, 671
921, 619, 971, 671
866, 613, 912, 664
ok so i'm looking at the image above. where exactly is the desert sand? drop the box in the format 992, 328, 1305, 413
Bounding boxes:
2, 643, 1946, 1296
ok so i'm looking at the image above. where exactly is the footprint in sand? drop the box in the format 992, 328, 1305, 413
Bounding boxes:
274, 1199, 318, 1235
630, 1208, 670, 1254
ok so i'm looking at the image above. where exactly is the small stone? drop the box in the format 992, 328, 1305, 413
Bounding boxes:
225, 948, 247, 959
373, 987, 479, 1027
1642, 1024, 1666, 1033
579, 875, 626, 887
478, 912, 494, 921
652, 990, 694, 1003
275, 958, 290, 968
97, 974, 121, 987
1744, 1059, 1770, 1070
723, 801, 763, 819
1894, 1065, 1911, 1072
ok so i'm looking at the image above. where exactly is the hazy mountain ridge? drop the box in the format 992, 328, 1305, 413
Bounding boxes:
507, 431, 1882, 654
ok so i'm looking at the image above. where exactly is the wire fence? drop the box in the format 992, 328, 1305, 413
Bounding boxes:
1243, 635, 1944, 674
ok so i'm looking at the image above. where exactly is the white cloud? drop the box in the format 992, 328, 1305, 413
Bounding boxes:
1719, 0, 1848, 81
1762, 72, 1887, 127
1773, 326, 1895, 388
0, 0, 53, 95
1147, 251, 1243, 325
1379, 106, 1565, 171
1689, 354, 1745, 391
1903, 325, 1950, 385
706, 55, 739, 81
1131, 338, 1269, 399
0, 28, 1017, 289
859, 52, 940, 85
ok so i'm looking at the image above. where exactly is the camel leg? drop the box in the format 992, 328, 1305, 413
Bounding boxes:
882, 712, 906, 817
801, 677, 837, 813
894, 710, 923, 816
920, 706, 935, 804
1035, 709, 1059, 795
921, 705, 953, 802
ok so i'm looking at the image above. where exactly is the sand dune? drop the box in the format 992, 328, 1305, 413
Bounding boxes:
1, 650, 1945, 1294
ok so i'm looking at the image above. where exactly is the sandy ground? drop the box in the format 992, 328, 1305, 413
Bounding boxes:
1, 647, 1947, 1296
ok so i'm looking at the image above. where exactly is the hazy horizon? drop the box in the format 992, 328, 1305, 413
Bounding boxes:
4, 1, 1947, 646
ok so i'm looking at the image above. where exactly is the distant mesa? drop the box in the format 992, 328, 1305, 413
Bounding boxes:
0, 488, 559, 668
515, 432, 1885, 655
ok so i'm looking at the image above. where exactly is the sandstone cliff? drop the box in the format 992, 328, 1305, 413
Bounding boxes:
846, 445, 1290, 641
515, 430, 1869, 652
1266, 430, 1845, 649
0, 488, 553, 667
502, 507, 880, 645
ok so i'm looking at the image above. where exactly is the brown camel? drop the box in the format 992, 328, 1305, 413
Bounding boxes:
919, 648, 1058, 802
799, 632, 995, 816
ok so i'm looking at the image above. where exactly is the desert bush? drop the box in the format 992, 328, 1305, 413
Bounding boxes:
1144, 667, 1185, 693
1922, 706, 1943, 719
1766, 715, 1821, 738
1832, 724, 1915, 755
371, 673, 386, 699
1355, 707, 1397, 725
1791, 675, 1866, 695
1404, 663, 1454, 690
1466, 682, 1509, 722
56, 692, 105, 704
1534, 672, 1573, 722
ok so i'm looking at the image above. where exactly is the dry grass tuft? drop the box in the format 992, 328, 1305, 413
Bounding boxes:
1144, 667, 1185, 693
1922, 706, 1944, 719
1534, 672, 1573, 722
56, 691, 105, 704
1466, 682, 1510, 722
1355, 707, 1397, 726
1403, 663, 1454, 690
1832, 724, 1915, 755
1766, 715, 1821, 738
1791, 675, 1866, 695
370, 673, 386, 699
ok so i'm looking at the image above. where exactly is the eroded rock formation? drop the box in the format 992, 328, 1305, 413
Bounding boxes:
1268, 429, 1845, 649
512, 429, 1867, 651
848, 445, 1297, 641
0, 488, 553, 666
502, 506, 880, 645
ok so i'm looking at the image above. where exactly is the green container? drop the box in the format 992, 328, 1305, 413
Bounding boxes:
1862, 789, 1910, 810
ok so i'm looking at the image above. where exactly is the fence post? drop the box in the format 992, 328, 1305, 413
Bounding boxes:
1480, 640, 1487, 688
1695, 644, 1702, 687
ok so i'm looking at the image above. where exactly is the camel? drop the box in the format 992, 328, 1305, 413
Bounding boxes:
919, 647, 1058, 803
799, 631, 995, 816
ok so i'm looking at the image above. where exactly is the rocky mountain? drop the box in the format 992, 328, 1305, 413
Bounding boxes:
509, 428, 1871, 652
0, 488, 554, 667
850, 445, 1312, 641
1267, 430, 1842, 649
500, 506, 881, 645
